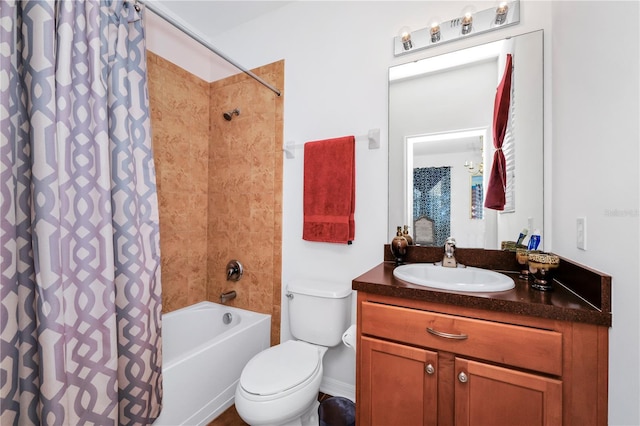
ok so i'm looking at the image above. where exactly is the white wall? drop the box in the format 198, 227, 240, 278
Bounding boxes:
550, 2, 640, 425
148, 1, 639, 423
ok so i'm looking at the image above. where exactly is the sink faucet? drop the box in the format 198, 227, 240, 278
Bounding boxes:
442, 237, 458, 268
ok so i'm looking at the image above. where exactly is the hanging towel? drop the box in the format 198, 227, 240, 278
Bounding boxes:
303, 136, 355, 244
485, 53, 513, 210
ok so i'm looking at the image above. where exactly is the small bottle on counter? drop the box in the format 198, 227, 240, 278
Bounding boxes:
527, 229, 541, 250
402, 225, 413, 245
391, 226, 408, 265
516, 228, 528, 247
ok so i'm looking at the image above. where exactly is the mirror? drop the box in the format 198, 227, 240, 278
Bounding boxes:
388, 30, 543, 249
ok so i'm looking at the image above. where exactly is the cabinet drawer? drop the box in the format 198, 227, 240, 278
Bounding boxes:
360, 301, 562, 376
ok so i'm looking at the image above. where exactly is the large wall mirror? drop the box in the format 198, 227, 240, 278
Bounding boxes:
388, 30, 543, 249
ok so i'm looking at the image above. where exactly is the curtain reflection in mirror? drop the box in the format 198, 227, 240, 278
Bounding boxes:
413, 167, 451, 246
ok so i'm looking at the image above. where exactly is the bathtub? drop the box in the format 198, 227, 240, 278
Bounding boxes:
154, 301, 271, 426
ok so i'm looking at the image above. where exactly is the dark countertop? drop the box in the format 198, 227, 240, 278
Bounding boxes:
352, 246, 612, 327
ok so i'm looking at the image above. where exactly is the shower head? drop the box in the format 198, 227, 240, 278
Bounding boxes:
223, 108, 240, 121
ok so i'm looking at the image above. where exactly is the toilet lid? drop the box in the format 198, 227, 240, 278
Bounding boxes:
240, 340, 321, 396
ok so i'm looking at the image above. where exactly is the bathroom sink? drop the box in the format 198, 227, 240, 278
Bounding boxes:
393, 263, 515, 292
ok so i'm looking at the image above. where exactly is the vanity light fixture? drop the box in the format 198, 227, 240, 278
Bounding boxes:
393, 1, 520, 56
495, 2, 509, 25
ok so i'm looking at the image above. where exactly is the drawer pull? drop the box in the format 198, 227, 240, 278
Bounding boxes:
458, 371, 468, 383
425, 364, 435, 375
427, 327, 468, 340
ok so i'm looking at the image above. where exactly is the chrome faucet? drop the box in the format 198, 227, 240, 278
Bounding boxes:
226, 260, 243, 281
442, 237, 458, 268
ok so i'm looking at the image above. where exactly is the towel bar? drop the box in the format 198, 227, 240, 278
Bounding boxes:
283, 128, 380, 159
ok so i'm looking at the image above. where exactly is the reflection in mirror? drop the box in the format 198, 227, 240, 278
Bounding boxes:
388, 30, 543, 249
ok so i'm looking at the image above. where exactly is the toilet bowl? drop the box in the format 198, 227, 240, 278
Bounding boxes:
235, 340, 327, 425
234, 279, 352, 426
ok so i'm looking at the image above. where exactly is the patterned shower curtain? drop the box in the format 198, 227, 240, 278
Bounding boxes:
0, 1, 162, 425
413, 167, 451, 247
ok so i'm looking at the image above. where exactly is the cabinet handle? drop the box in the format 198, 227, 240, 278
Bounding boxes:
426, 327, 468, 340
425, 364, 435, 375
458, 371, 468, 383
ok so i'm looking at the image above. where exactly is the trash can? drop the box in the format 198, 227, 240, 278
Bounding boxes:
318, 396, 356, 426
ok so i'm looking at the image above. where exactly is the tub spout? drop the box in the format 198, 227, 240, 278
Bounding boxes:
220, 290, 237, 303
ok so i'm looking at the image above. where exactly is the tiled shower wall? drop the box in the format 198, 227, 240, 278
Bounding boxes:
208, 62, 284, 345
147, 52, 283, 343
148, 52, 210, 311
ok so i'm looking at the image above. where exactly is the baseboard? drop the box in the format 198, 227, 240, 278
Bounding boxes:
320, 377, 356, 403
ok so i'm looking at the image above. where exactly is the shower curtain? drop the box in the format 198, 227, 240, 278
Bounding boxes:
0, 1, 162, 425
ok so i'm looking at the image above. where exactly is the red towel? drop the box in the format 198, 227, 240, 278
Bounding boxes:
303, 136, 355, 244
485, 54, 513, 210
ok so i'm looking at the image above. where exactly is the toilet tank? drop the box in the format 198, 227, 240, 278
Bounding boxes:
286, 279, 352, 347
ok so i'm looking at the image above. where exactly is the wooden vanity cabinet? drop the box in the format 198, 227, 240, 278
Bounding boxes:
356, 292, 608, 426
360, 336, 438, 425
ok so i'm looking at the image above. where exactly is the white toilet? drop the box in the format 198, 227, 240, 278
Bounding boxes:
235, 279, 352, 426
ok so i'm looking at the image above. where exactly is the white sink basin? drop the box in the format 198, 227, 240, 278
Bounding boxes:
393, 263, 515, 292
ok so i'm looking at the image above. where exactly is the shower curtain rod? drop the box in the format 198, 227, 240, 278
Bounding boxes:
140, 1, 282, 97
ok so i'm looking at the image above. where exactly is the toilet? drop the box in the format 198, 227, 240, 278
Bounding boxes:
235, 279, 352, 426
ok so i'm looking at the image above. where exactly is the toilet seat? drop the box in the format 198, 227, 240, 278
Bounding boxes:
240, 340, 321, 396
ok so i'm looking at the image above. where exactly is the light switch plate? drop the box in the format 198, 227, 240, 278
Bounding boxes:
577, 217, 587, 250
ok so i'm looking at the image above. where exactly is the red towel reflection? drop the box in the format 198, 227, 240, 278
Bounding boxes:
485, 53, 513, 211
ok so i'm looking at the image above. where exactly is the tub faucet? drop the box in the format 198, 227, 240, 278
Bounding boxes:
442, 237, 458, 268
226, 260, 243, 281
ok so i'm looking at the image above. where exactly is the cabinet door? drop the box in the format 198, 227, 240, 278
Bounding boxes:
455, 358, 562, 426
360, 336, 438, 426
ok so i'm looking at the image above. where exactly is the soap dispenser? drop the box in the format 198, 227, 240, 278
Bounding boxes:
391, 226, 408, 265
402, 225, 414, 245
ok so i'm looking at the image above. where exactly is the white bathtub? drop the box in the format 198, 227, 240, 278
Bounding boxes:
154, 301, 271, 426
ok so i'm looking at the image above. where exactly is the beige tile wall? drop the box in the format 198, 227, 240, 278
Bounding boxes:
208, 61, 284, 345
148, 52, 210, 312
147, 52, 283, 345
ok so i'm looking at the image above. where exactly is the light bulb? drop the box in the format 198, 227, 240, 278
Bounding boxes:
399, 26, 413, 50
461, 12, 473, 35
459, 6, 476, 35
495, 2, 509, 25
430, 21, 441, 43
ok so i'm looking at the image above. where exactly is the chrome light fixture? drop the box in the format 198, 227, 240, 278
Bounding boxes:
464, 137, 485, 175
393, 1, 520, 56
464, 160, 484, 175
